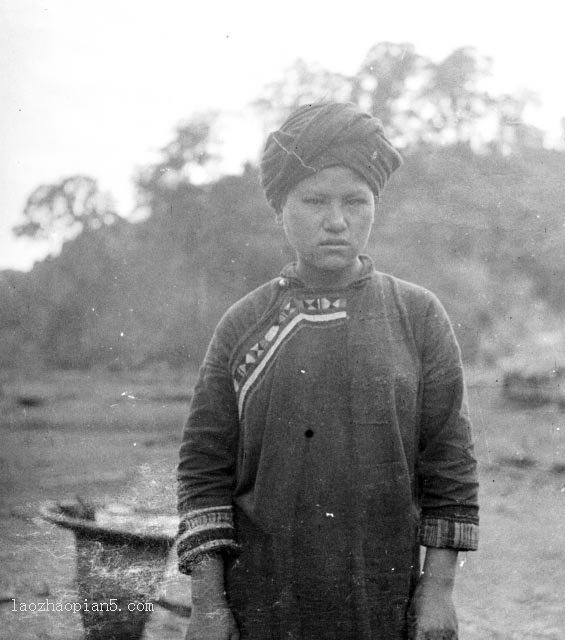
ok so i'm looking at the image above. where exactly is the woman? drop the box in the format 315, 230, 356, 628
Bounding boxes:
177, 102, 479, 640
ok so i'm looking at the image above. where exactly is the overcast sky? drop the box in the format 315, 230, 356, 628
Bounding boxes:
2, 0, 564, 271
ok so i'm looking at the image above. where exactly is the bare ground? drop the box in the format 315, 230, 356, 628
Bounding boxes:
0, 369, 563, 639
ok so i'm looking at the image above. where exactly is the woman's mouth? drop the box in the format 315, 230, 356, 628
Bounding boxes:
319, 239, 349, 247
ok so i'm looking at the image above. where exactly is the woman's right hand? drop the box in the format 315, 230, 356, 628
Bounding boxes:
186, 552, 240, 640
185, 600, 240, 640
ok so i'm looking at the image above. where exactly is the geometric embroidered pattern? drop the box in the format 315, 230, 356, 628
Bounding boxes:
419, 517, 479, 551
177, 505, 239, 573
233, 296, 347, 417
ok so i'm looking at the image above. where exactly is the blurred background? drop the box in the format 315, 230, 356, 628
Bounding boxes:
1, 2, 563, 639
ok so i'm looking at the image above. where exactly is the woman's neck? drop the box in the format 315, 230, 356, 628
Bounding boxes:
295, 257, 364, 289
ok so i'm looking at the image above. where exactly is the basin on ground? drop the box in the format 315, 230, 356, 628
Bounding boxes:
41, 500, 181, 639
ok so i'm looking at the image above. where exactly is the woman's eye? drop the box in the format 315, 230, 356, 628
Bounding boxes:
346, 198, 368, 206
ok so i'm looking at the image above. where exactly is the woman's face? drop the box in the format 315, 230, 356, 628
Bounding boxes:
278, 166, 375, 287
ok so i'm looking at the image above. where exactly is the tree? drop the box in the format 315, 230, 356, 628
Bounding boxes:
493, 90, 543, 153
136, 113, 218, 201
418, 47, 496, 146
350, 42, 429, 144
13, 175, 119, 240
253, 58, 353, 131
134, 114, 220, 264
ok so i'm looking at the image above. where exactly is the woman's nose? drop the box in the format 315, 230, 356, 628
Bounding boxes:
323, 204, 347, 231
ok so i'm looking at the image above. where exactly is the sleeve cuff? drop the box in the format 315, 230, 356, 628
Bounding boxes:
176, 505, 239, 574
419, 517, 479, 551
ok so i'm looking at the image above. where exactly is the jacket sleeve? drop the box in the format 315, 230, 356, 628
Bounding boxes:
417, 294, 479, 551
176, 313, 240, 574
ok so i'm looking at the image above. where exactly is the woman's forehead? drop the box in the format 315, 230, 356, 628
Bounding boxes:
293, 166, 371, 194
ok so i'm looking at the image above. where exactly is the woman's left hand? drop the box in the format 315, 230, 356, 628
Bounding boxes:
408, 576, 458, 640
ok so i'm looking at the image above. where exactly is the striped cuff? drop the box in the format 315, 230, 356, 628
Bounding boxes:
419, 517, 479, 550
177, 505, 239, 574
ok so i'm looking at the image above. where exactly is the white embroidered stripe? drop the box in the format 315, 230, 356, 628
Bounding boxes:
177, 521, 235, 546
179, 517, 232, 537
237, 310, 347, 417
179, 539, 239, 563
180, 510, 233, 527
179, 505, 232, 527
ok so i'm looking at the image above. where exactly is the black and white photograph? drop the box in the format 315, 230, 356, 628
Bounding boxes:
1, 2, 563, 638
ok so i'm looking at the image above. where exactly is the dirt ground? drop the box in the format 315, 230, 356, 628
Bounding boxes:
0, 368, 563, 639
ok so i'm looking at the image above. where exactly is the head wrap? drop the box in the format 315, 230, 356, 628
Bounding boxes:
260, 102, 403, 212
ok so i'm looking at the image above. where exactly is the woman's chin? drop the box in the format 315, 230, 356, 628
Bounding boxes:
297, 255, 362, 286
319, 252, 360, 271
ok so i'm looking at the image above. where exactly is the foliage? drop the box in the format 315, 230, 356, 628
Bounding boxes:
252, 59, 353, 131
4, 42, 564, 370
13, 175, 119, 241
253, 44, 541, 154
350, 42, 429, 144
417, 47, 495, 146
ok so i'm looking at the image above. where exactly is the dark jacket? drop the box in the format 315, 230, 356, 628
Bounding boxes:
177, 257, 479, 639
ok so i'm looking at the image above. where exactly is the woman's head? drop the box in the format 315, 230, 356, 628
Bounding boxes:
260, 102, 402, 214
260, 102, 402, 287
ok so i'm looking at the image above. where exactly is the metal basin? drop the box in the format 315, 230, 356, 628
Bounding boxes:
41, 500, 182, 639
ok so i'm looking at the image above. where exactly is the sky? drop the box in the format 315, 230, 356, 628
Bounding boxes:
2, 0, 564, 271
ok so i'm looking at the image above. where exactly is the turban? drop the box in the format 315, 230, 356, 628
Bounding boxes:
260, 102, 403, 212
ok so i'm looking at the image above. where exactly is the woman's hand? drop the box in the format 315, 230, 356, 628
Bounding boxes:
408, 548, 458, 640
185, 552, 240, 640
408, 576, 458, 640
185, 599, 240, 640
